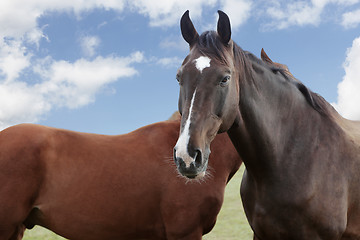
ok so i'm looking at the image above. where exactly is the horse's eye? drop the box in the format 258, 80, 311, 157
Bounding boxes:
176, 75, 181, 84
220, 75, 230, 86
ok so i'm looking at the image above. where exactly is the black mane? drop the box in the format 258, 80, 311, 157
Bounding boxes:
256, 55, 333, 117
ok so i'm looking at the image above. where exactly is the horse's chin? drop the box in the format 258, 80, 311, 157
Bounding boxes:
181, 171, 206, 180
195, 171, 206, 179
176, 156, 209, 181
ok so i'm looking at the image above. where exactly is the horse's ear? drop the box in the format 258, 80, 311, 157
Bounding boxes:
261, 48, 273, 64
180, 10, 199, 46
217, 10, 231, 45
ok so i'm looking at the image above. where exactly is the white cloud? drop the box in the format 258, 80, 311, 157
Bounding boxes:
0, 82, 50, 129
159, 36, 188, 51
155, 57, 183, 68
333, 37, 360, 120
342, 8, 360, 28
97, 21, 108, 29
262, 0, 360, 30
0, 0, 137, 130
0, 52, 144, 129
1, 0, 359, 43
0, 39, 31, 83
0, 0, 126, 42
128, 0, 360, 30
220, 0, 252, 29
264, 0, 323, 29
37, 51, 144, 109
25, 25, 50, 49
80, 35, 101, 57
128, 0, 217, 27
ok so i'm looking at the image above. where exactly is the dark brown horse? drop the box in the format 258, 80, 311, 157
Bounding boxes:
0, 118, 241, 240
174, 10, 360, 240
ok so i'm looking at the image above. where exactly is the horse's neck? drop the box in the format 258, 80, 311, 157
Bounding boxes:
230, 63, 333, 178
211, 133, 242, 181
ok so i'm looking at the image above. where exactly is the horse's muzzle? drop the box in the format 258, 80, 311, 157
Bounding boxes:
173, 148, 206, 179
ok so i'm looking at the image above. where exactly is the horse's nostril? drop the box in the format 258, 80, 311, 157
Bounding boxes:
176, 157, 185, 168
173, 148, 178, 164
173, 149, 185, 168
194, 149, 202, 168
189, 161, 196, 171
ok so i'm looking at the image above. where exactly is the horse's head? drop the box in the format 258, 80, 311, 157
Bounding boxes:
173, 11, 240, 179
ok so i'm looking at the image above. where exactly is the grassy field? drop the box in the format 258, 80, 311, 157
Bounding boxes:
205, 165, 253, 239
23, 165, 253, 240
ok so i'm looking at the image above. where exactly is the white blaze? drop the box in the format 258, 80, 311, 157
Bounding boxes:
194, 56, 211, 73
175, 89, 197, 167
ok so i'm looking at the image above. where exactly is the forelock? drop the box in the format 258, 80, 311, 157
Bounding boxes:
194, 31, 230, 65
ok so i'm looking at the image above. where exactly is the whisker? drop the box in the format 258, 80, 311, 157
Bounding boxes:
162, 155, 216, 185
162, 155, 176, 166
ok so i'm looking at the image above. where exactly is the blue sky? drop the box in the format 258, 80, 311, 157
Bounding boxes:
1, 0, 360, 134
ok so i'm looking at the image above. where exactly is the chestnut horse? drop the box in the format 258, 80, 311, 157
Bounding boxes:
0, 118, 241, 240
174, 10, 360, 240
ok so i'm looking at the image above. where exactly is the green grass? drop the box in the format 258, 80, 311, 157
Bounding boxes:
23, 165, 253, 240
23, 226, 65, 240
205, 164, 253, 240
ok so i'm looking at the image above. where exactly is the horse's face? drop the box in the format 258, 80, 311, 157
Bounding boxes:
173, 11, 239, 179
